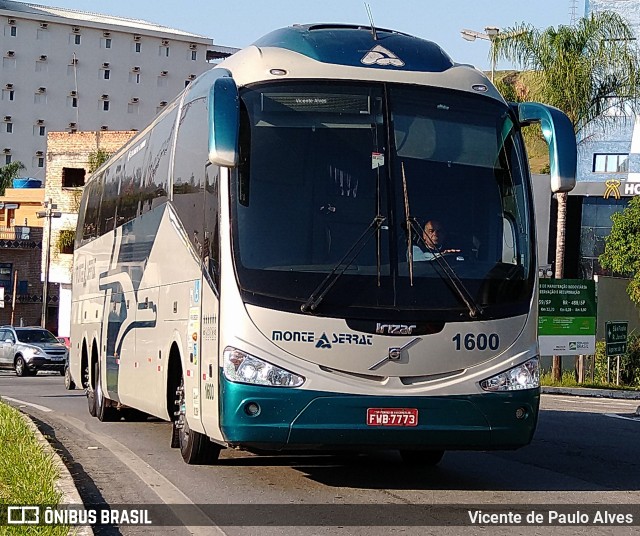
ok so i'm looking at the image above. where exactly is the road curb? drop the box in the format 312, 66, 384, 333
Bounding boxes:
21, 412, 94, 536
542, 386, 640, 400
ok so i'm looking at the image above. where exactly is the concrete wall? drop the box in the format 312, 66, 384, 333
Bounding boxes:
595, 275, 640, 339
44, 130, 137, 285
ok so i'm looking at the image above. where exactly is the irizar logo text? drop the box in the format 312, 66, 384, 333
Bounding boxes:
376, 323, 417, 335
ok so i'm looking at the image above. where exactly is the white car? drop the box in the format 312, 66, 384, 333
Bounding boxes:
0, 326, 68, 376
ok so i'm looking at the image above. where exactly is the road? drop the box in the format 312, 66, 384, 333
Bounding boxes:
0, 370, 639, 536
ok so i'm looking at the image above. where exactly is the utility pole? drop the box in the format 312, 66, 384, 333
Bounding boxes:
36, 198, 61, 329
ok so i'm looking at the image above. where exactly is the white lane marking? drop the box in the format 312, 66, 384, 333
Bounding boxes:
61, 414, 228, 536
604, 413, 640, 423
2, 396, 53, 413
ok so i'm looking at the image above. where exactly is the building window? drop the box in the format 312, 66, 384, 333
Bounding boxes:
39, 125, 46, 136
579, 196, 629, 279
3, 89, 14, 101
17, 280, 28, 296
74, 34, 81, 45
0, 263, 12, 294
104, 69, 110, 80
105, 38, 112, 49
102, 100, 110, 111
5, 155, 11, 165
10, 26, 17, 37
135, 42, 141, 53
6, 122, 12, 133
71, 97, 78, 108
129, 72, 141, 84
159, 45, 170, 57
38, 157, 44, 168
593, 153, 629, 173
62, 167, 86, 187
191, 50, 197, 61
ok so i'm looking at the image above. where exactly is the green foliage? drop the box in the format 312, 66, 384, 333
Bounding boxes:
0, 401, 68, 535
0, 161, 26, 196
600, 197, 640, 305
56, 228, 76, 254
494, 12, 640, 134
539, 335, 640, 389
592, 335, 640, 387
88, 149, 111, 173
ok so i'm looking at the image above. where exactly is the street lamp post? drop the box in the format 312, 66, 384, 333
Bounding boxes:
36, 198, 61, 329
460, 26, 500, 83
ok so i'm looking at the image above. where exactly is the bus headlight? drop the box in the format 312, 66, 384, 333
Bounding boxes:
223, 347, 305, 387
480, 357, 539, 392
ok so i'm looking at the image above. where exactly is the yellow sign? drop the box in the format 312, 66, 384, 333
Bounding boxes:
604, 179, 621, 200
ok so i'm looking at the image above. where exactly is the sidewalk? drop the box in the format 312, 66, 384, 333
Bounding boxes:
542, 385, 640, 400
22, 413, 94, 536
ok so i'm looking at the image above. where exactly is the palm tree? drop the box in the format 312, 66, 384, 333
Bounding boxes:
0, 161, 26, 196
494, 11, 640, 380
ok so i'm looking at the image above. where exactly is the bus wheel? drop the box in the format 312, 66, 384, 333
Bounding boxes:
95, 363, 118, 422
87, 362, 97, 417
399, 450, 445, 466
174, 378, 220, 464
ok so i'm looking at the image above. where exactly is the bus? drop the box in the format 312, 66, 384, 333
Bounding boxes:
70, 23, 576, 465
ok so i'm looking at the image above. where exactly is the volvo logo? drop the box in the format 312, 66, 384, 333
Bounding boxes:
369, 337, 422, 370
376, 323, 417, 335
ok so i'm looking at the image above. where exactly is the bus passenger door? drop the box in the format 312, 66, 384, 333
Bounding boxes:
199, 162, 223, 441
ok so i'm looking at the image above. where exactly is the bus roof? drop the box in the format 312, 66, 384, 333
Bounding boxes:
252, 23, 455, 73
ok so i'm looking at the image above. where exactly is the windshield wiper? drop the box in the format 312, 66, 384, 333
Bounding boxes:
401, 162, 414, 286
409, 218, 484, 319
301, 215, 386, 313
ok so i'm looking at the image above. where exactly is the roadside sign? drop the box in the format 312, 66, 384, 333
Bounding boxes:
538, 279, 596, 355
605, 321, 628, 357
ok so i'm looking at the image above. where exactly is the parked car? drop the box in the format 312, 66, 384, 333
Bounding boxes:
0, 326, 68, 376
64, 352, 75, 390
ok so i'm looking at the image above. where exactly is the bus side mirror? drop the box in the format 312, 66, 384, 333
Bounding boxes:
518, 102, 576, 193
208, 76, 239, 167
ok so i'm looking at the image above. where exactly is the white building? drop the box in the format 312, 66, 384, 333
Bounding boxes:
0, 0, 237, 179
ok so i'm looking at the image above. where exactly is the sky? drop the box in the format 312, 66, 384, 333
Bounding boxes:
24, 0, 583, 71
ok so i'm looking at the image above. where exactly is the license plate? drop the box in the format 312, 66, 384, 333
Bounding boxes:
366, 408, 418, 427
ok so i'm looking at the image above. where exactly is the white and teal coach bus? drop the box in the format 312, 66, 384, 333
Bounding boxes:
70, 23, 576, 465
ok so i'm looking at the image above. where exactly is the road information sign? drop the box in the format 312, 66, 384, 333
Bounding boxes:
605, 321, 628, 357
538, 279, 596, 355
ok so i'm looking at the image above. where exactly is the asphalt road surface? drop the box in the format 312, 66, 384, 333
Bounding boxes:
1, 370, 639, 536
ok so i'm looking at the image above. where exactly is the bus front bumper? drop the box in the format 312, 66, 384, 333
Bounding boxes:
219, 376, 539, 451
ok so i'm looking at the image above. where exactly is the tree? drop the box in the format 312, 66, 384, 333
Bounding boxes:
0, 161, 26, 196
494, 11, 640, 381
600, 196, 640, 305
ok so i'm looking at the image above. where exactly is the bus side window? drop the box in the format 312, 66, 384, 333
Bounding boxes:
173, 96, 208, 257
204, 163, 220, 288
141, 106, 176, 215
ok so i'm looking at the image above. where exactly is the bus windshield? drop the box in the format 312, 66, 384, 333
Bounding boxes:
231, 82, 534, 321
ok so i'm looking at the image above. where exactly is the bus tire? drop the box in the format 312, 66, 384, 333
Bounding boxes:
87, 361, 97, 417
399, 449, 445, 466
175, 378, 220, 464
96, 363, 118, 422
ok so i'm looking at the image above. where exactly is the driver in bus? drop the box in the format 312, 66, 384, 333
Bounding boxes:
413, 219, 462, 261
